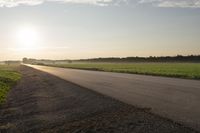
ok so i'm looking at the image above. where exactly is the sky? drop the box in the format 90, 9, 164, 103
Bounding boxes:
0, 0, 200, 60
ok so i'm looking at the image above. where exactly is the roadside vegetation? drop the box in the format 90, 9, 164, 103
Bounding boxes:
0, 65, 21, 105
22, 56, 200, 79
45, 63, 200, 79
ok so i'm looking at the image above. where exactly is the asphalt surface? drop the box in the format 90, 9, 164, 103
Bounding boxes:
27, 64, 200, 131
1, 65, 196, 132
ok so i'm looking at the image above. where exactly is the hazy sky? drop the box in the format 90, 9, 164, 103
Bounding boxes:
0, 0, 200, 60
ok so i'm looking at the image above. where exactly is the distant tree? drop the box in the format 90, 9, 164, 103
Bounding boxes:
68, 60, 72, 63
23, 57, 28, 63
5, 61, 10, 65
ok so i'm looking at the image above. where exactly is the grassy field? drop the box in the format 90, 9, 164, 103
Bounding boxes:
0, 65, 21, 105
45, 62, 200, 79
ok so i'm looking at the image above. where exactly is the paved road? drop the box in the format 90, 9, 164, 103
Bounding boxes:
27, 65, 200, 131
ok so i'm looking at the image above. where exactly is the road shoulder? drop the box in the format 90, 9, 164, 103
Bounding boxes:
0, 65, 197, 133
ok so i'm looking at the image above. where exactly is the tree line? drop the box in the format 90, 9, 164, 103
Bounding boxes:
23, 55, 200, 64
78, 55, 200, 63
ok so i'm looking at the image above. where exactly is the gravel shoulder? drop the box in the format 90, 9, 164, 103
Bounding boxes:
0, 65, 198, 133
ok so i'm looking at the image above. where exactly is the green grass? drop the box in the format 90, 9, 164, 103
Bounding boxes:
45, 63, 200, 79
0, 65, 21, 105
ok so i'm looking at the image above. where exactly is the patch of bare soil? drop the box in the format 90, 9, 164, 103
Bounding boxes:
0, 65, 198, 133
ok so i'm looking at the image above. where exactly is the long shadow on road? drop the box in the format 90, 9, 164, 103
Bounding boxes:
0, 65, 198, 133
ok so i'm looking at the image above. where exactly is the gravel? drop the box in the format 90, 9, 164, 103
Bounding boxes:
0, 65, 197, 133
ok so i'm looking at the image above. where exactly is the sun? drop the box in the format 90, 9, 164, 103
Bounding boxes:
16, 26, 39, 50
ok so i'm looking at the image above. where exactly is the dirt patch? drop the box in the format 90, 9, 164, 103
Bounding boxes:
0, 65, 198, 133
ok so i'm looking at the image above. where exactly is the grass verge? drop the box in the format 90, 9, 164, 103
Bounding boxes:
0, 65, 21, 105
43, 62, 200, 79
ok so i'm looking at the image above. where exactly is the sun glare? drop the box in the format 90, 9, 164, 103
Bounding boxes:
16, 26, 39, 50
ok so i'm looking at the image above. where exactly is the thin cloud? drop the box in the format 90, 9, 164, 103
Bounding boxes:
0, 0, 44, 7
138, 0, 200, 8
50, 0, 113, 6
0, 0, 115, 7
0, 0, 200, 8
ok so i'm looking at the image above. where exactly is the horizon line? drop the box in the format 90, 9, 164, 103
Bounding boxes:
1, 54, 200, 62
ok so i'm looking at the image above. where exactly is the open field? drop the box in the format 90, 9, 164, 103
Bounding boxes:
43, 62, 200, 79
0, 65, 21, 104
